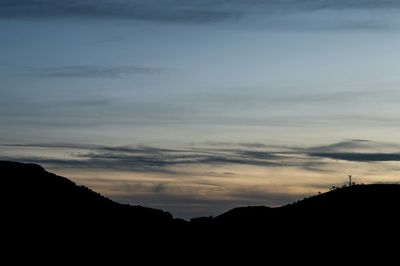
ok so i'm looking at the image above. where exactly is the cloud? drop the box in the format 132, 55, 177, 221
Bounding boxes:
0, 0, 240, 23
276, 89, 400, 105
82, 176, 303, 218
182, 89, 400, 112
237, 151, 281, 160
1, 0, 400, 24
75, 146, 284, 168
305, 139, 400, 162
4, 139, 400, 172
326, 20, 391, 31
1, 142, 297, 172
309, 152, 400, 162
26, 65, 159, 78
308, 140, 373, 153
112, 187, 302, 219
307, 139, 400, 153
3, 143, 104, 149
4, 139, 400, 219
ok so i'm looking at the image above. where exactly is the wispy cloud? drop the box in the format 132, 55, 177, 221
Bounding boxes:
308, 140, 373, 153
2, 143, 286, 172
306, 140, 400, 162
1, 1, 399, 27
0, 0, 241, 23
3, 143, 103, 149
307, 139, 400, 153
4, 139, 400, 218
178, 89, 400, 113
3, 139, 400, 171
309, 152, 400, 162
3, 140, 400, 174
26, 65, 159, 79
111, 186, 302, 219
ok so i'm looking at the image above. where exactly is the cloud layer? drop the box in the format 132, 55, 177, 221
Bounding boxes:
0, 0, 240, 23
309, 152, 400, 162
2, 0, 400, 23
2, 143, 287, 172
4, 140, 400, 172
3, 139, 400, 218
26, 65, 159, 78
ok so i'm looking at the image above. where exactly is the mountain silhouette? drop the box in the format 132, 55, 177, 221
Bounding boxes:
2, 161, 172, 220
3, 160, 400, 226
2, 160, 400, 257
215, 184, 400, 224
1, 160, 175, 243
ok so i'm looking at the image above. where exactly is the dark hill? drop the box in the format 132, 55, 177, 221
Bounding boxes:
211, 184, 400, 246
1, 161, 173, 227
208, 183, 400, 256
214, 184, 400, 226
3, 160, 400, 229
287, 183, 400, 211
2, 160, 400, 256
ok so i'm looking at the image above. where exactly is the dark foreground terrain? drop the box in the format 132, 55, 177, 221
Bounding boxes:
2, 161, 399, 258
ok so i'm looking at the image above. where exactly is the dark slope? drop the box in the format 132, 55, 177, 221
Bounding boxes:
209, 184, 400, 258
3, 160, 400, 258
216, 184, 400, 223
211, 184, 400, 243
286, 183, 400, 211
3, 160, 400, 251
3, 160, 400, 228
214, 206, 273, 224
1, 161, 173, 226
4, 160, 400, 226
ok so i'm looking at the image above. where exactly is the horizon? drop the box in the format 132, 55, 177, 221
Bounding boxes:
2, 1, 400, 219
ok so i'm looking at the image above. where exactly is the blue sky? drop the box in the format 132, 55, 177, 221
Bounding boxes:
1, 1, 400, 218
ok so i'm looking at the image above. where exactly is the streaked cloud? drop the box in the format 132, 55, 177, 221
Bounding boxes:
3, 139, 400, 218
111, 186, 302, 219
1, 143, 287, 172
306, 140, 400, 162
25, 65, 159, 79
309, 152, 400, 162
308, 139, 400, 153
5, 139, 400, 172
1, 1, 399, 30
0, 0, 241, 23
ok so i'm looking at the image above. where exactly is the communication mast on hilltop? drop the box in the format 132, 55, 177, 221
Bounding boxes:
348, 175, 352, 186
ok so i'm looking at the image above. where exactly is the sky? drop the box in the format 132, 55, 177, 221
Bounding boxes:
1, 0, 400, 219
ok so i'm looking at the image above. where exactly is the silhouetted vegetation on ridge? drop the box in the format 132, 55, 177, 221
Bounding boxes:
2, 160, 400, 251
1, 161, 173, 227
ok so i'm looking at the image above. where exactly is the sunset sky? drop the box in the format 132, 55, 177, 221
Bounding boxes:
1, 1, 400, 218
